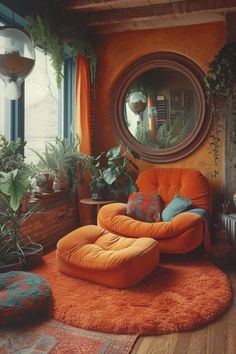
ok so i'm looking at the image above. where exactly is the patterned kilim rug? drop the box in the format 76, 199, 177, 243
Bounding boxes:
0, 319, 137, 354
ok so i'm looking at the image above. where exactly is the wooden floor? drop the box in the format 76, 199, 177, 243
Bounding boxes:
131, 268, 236, 354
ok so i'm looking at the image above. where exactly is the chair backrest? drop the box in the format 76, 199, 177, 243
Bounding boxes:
136, 167, 211, 213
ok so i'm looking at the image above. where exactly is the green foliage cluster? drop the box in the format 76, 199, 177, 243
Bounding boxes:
0, 169, 32, 212
204, 43, 236, 97
26, 2, 96, 87
0, 168, 37, 265
0, 136, 36, 265
0, 135, 29, 173
208, 104, 222, 178
0, 135, 83, 266
34, 173, 50, 188
83, 146, 139, 200
230, 90, 236, 144
204, 42, 236, 177
32, 136, 83, 193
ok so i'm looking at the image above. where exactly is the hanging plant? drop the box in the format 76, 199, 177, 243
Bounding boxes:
204, 42, 236, 177
26, 2, 96, 87
230, 89, 236, 144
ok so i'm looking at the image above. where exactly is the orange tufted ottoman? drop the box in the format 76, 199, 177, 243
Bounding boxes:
56, 225, 159, 289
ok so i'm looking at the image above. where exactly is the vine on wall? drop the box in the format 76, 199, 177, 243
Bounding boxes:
230, 87, 236, 144
208, 103, 222, 178
26, 1, 96, 87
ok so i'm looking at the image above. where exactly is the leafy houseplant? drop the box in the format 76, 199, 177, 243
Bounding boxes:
83, 146, 138, 201
35, 173, 54, 193
0, 169, 42, 271
0, 135, 30, 173
204, 42, 236, 177
26, 1, 96, 87
0, 135, 35, 209
32, 137, 83, 193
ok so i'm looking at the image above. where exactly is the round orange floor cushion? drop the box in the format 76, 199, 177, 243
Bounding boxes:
56, 225, 160, 288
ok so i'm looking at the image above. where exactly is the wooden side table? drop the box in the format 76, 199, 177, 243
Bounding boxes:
221, 213, 236, 264
80, 198, 116, 224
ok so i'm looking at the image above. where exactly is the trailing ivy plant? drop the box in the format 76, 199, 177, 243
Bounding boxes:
204, 42, 236, 177
230, 88, 236, 144
26, 2, 96, 87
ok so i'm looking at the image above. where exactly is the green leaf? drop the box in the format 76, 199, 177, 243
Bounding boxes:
103, 167, 120, 185
106, 146, 121, 159
0, 169, 31, 211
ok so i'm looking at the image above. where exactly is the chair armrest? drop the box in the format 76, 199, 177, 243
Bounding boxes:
98, 203, 203, 239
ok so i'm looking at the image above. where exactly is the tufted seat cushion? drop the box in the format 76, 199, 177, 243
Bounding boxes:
0, 271, 52, 326
136, 167, 211, 212
56, 225, 160, 288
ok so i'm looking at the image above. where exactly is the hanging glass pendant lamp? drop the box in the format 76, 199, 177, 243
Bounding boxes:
0, 26, 35, 100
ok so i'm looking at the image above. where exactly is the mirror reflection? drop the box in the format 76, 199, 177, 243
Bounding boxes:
124, 68, 197, 149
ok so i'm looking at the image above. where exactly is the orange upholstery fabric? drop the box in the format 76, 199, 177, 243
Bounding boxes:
98, 167, 212, 254
57, 225, 160, 288
136, 168, 211, 212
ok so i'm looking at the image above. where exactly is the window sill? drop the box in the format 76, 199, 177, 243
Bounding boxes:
34, 189, 69, 200
23, 189, 76, 211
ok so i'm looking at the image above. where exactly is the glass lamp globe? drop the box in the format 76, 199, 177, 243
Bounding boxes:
0, 26, 35, 100
128, 91, 147, 114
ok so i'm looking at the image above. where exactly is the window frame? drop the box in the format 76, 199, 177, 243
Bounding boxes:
0, 3, 75, 146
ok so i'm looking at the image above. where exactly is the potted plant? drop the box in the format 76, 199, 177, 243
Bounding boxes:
83, 146, 139, 201
0, 169, 43, 272
0, 134, 31, 173
0, 135, 35, 207
32, 137, 83, 193
35, 172, 54, 194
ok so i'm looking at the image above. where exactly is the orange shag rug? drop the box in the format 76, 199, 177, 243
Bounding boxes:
33, 252, 232, 335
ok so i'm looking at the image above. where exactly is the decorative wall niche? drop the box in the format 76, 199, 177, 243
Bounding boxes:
111, 52, 210, 163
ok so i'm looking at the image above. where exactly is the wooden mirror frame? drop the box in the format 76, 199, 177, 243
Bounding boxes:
111, 52, 210, 163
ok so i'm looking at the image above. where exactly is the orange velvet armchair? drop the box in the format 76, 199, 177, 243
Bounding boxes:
98, 167, 212, 254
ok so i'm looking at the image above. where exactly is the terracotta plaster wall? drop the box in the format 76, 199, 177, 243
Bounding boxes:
94, 22, 226, 207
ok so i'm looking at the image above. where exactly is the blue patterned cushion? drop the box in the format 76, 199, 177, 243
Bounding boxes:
126, 192, 163, 223
0, 271, 52, 326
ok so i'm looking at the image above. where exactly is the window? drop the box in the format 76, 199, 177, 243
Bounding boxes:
0, 20, 10, 138
24, 47, 62, 163
0, 79, 10, 137
0, 5, 75, 156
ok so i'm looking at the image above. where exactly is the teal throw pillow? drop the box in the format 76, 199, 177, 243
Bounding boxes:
161, 195, 192, 222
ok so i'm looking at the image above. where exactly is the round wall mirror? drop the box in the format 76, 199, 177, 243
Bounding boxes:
111, 52, 210, 162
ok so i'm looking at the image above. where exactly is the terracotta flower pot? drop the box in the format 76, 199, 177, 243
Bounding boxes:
36, 173, 54, 193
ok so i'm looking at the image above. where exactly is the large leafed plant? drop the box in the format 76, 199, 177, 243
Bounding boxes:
0, 169, 37, 265
83, 146, 139, 200
204, 42, 236, 177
